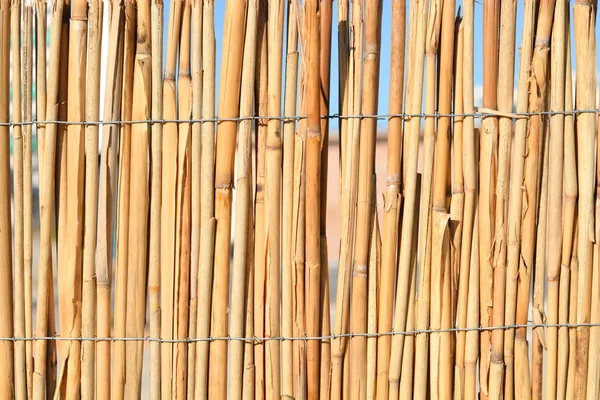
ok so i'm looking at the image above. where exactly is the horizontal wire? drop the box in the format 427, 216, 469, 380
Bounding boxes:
0, 107, 597, 127
4, 322, 596, 343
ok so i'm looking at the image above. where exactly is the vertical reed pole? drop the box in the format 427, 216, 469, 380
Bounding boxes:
464, 207, 479, 400
194, 0, 215, 397
81, 0, 102, 396
11, 0, 27, 395
207, 0, 247, 395
546, 0, 567, 397
125, 0, 151, 395
149, 0, 164, 397
573, 0, 596, 395
31, 0, 64, 396
35, 0, 46, 160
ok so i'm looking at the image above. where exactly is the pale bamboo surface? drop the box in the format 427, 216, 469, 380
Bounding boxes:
1, 0, 599, 398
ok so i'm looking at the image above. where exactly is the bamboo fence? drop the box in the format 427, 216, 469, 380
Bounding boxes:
1, 0, 600, 398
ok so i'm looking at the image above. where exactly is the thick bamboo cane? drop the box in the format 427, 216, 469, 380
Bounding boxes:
149, 0, 163, 397
265, 0, 283, 392
243, 209, 256, 400
557, 39, 575, 400
488, 0, 516, 395
464, 206, 479, 400
573, 0, 596, 395
545, 1, 567, 397
479, 0, 499, 394
282, 0, 299, 397
566, 221, 579, 398
35, 0, 46, 159
95, 2, 125, 397
80, 0, 102, 396
207, 0, 247, 395
124, 0, 151, 395
532, 124, 550, 400
413, 0, 442, 396
229, 0, 258, 397
112, 3, 135, 395
349, 0, 382, 396
22, 1, 34, 395
366, 193, 381, 400
194, 0, 215, 397
375, 0, 405, 395
502, 0, 536, 397
31, 0, 64, 396
387, 0, 427, 392
11, 0, 27, 396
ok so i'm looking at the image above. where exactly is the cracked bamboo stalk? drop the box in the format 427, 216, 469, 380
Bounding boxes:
375, 0, 405, 395
194, 0, 215, 397
207, 0, 247, 395
81, 0, 102, 396
366, 188, 381, 400
124, 0, 151, 396
230, 0, 258, 397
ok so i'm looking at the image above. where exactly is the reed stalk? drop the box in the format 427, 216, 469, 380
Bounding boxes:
124, 0, 151, 395
503, 0, 536, 397
243, 210, 256, 400
557, 39, 575, 400
194, 0, 215, 397
566, 222, 579, 398
375, 0, 405, 395
464, 206, 479, 400
546, 1, 567, 397
366, 197, 381, 400
95, 2, 125, 397
207, 0, 247, 395
31, 0, 64, 395
229, 0, 257, 397
35, 0, 46, 160
80, 0, 102, 396
282, 0, 299, 397
573, 0, 596, 395
149, 0, 163, 397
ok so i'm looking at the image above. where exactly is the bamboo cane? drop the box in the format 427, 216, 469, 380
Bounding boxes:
265, 0, 283, 391
160, 0, 183, 394
229, 0, 257, 397
573, 0, 596, 395
31, 0, 64, 395
366, 193, 381, 400
464, 206, 479, 400
349, 0, 382, 395
124, 0, 151, 395
282, 0, 299, 396
566, 221, 579, 398
503, 0, 536, 397
35, 0, 46, 159
194, 0, 215, 397
375, 0, 405, 394
557, 37, 575, 400
112, 2, 135, 395
532, 122, 550, 400
11, 0, 27, 396
243, 208, 256, 400
319, 1, 332, 397
22, 1, 34, 395
207, 0, 247, 395
149, 0, 163, 397
546, 0, 567, 397
479, 0, 499, 394
487, 0, 516, 394
80, 0, 102, 396
188, 0, 203, 393
95, 1, 125, 397
253, 2, 268, 393
413, 0, 442, 396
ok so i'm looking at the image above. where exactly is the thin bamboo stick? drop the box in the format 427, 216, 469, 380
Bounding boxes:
487, 0, 516, 395
375, 0, 405, 394
366, 194, 381, 400
243, 208, 256, 400
11, 0, 26, 396
546, 0, 567, 397
194, 0, 215, 397
149, 0, 164, 397
464, 206, 479, 400
124, 0, 151, 395
282, 0, 299, 396
95, 1, 125, 397
566, 221, 579, 398
573, 0, 596, 395
557, 38, 575, 400
229, 0, 258, 397
207, 0, 247, 395
35, 0, 46, 160
503, 0, 536, 397
81, 0, 102, 396
31, 0, 64, 395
